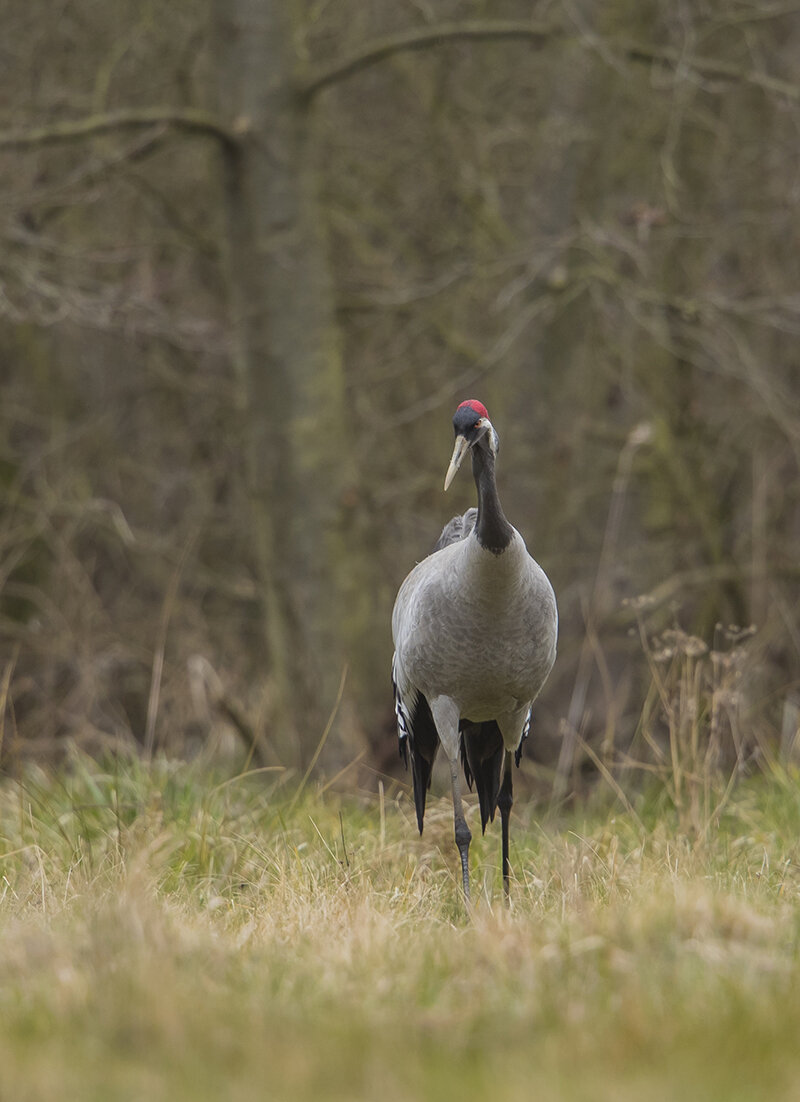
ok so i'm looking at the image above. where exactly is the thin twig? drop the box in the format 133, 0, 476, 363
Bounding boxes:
209, 765, 287, 796
143, 530, 199, 760
573, 732, 646, 832
339, 811, 349, 868
288, 665, 348, 812
318, 748, 367, 795
0, 647, 19, 766
552, 424, 653, 805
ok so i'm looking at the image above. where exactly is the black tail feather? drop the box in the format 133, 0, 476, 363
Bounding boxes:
408, 693, 439, 834
460, 720, 504, 834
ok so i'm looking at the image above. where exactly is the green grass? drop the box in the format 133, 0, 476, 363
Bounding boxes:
1, 752, 800, 1101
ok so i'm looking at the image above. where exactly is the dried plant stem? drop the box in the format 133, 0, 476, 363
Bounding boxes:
289, 665, 348, 813
144, 532, 198, 760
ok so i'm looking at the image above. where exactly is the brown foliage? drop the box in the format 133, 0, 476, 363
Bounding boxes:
1, 0, 799, 784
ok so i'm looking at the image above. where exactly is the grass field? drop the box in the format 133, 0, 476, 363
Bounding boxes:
1, 752, 799, 1101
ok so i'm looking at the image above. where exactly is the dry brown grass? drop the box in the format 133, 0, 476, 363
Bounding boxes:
0, 752, 798, 1100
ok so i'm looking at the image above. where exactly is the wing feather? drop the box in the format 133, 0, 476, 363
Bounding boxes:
432, 508, 477, 553
392, 654, 439, 833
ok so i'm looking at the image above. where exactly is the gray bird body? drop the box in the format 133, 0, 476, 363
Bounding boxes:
392, 524, 557, 759
391, 400, 558, 901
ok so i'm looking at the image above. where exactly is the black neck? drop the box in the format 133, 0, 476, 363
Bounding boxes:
471, 444, 513, 554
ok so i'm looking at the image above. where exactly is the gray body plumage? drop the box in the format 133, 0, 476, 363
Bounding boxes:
390, 399, 558, 901
392, 524, 557, 760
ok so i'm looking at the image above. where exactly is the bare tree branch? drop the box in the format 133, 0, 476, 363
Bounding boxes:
4, 32, 794, 156
296, 19, 561, 99
0, 107, 240, 152
296, 20, 800, 103
618, 37, 800, 101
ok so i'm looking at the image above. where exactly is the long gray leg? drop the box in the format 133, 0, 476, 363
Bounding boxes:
429, 697, 471, 906
448, 755, 472, 902
497, 750, 514, 900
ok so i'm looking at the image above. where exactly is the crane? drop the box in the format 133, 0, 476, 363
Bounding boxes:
391, 399, 557, 901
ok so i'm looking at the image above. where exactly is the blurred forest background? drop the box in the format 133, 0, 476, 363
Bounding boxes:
1, 0, 799, 796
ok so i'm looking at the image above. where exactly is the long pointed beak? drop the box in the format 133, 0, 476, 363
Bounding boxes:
444, 435, 470, 491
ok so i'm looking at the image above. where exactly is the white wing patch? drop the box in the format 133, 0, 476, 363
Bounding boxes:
391, 653, 415, 750
515, 706, 532, 767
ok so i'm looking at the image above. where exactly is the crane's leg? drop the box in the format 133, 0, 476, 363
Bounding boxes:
497, 750, 514, 901
448, 755, 472, 902
429, 697, 471, 906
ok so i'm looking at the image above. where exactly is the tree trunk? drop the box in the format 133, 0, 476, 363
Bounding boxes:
213, 0, 347, 752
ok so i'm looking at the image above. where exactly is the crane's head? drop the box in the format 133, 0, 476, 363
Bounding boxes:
444, 399, 499, 491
